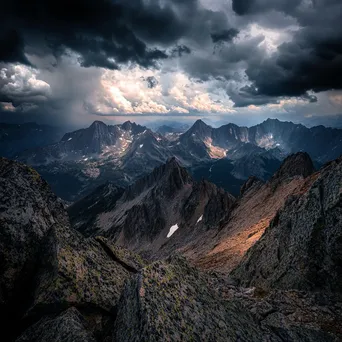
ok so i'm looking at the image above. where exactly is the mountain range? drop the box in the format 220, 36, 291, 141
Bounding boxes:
2, 118, 342, 201
1, 151, 342, 341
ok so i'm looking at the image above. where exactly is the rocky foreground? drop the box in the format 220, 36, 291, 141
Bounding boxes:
1, 155, 342, 341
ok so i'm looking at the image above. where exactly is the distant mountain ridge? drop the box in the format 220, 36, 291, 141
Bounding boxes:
6, 118, 342, 201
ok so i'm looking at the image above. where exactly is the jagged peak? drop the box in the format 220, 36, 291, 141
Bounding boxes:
263, 118, 280, 123
271, 152, 315, 182
181, 119, 212, 140
190, 119, 212, 132
121, 120, 147, 134
122, 158, 192, 201
90, 120, 107, 128
193, 119, 209, 127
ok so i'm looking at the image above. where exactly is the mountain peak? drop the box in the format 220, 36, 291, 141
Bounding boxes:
183, 119, 212, 141
123, 158, 192, 201
193, 119, 209, 128
272, 152, 315, 182
165, 156, 179, 168
90, 120, 107, 128
121, 121, 147, 134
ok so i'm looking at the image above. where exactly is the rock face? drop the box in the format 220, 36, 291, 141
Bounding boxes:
0, 158, 144, 341
0, 157, 68, 339
16, 121, 177, 201
17, 307, 96, 342
232, 156, 342, 292
114, 256, 341, 342
187, 153, 317, 273
114, 256, 267, 342
240, 176, 264, 196
68, 182, 125, 236
1, 157, 342, 341
69, 158, 235, 259
270, 151, 315, 183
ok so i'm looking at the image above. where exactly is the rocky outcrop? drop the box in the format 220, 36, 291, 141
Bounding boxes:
0, 157, 68, 340
2, 156, 342, 341
231, 156, 342, 292
17, 307, 96, 342
114, 255, 341, 341
271, 151, 315, 183
114, 256, 266, 341
0, 158, 143, 341
121, 157, 192, 201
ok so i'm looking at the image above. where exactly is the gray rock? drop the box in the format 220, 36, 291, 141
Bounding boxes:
17, 307, 96, 342
113, 256, 268, 342
232, 156, 342, 293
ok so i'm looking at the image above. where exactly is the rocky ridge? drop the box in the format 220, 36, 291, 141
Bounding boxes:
231, 155, 342, 293
69, 157, 236, 259
2, 152, 342, 340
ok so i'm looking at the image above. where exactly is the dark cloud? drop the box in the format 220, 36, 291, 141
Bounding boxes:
232, 0, 302, 16
211, 28, 239, 43
0, 0, 190, 69
170, 45, 192, 57
231, 0, 342, 106
182, 35, 265, 82
0, 30, 31, 66
0, 0, 229, 71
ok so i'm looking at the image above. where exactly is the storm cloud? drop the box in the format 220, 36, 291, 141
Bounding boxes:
231, 0, 342, 106
0, 0, 342, 125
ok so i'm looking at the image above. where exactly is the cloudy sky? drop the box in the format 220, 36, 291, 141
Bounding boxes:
1, 0, 342, 128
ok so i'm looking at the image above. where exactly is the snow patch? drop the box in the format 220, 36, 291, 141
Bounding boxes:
139, 144, 144, 148
197, 215, 203, 223
167, 224, 179, 238
67, 137, 72, 141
